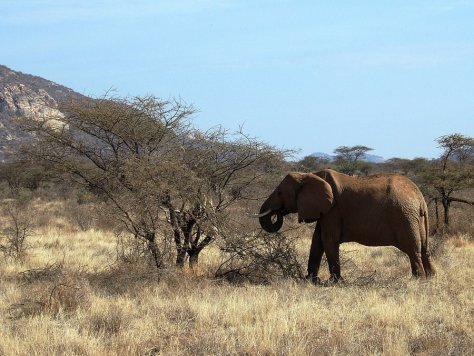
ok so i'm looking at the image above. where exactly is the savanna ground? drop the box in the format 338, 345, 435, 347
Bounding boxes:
0, 198, 473, 356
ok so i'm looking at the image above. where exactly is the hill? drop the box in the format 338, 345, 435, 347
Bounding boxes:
0, 65, 86, 103
0, 65, 87, 161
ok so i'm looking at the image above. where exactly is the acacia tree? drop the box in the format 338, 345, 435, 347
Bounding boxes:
22, 95, 196, 268
158, 125, 286, 270
162, 126, 286, 268
22, 95, 282, 269
422, 133, 474, 227
334, 145, 373, 175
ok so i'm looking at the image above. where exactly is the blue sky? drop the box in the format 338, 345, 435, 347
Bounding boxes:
1, 0, 473, 159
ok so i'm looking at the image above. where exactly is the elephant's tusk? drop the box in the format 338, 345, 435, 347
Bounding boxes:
247, 209, 273, 218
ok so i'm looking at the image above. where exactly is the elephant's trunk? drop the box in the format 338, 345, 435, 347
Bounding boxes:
258, 200, 284, 233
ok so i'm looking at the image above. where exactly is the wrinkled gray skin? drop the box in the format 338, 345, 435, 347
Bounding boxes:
259, 169, 436, 282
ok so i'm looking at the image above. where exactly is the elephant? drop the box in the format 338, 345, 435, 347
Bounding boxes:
256, 169, 435, 282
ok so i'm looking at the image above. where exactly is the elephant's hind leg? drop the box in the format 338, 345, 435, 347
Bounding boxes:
420, 214, 436, 277
421, 249, 436, 277
398, 223, 425, 278
408, 251, 425, 278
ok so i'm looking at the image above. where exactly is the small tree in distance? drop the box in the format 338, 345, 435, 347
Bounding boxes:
421, 133, 474, 227
334, 145, 373, 175
296, 155, 332, 172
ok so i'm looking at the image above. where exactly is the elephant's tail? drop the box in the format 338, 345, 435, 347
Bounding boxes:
420, 202, 436, 276
420, 207, 428, 251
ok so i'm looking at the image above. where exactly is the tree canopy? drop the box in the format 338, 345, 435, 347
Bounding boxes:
333, 145, 374, 175
21, 95, 286, 268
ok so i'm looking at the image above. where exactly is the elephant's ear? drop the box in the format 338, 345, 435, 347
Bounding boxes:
296, 174, 334, 222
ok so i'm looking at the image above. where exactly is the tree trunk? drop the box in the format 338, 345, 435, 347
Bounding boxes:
146, 232, 162, 269
188, 249, 200, 270
176, 247, 187, 268
441, 198, 450, 226
188, 229, 215, 270
175, 217, 195, 268
166, 207, 192, 269
173, 222, 186, 268
434, 198, 440, 230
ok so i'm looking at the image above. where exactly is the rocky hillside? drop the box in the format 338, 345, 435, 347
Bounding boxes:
0, 65, 87, 161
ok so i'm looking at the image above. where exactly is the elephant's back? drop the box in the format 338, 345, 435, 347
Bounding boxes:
337, 174, 425, 244
385, 175, 426, 211
353, 174, 423, 201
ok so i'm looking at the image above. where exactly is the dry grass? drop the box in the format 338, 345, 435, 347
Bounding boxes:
0, 202, 473, 355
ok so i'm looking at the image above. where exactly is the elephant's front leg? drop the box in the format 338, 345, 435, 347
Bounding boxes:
306, 223, 324, 284
322, 232, 342, 282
